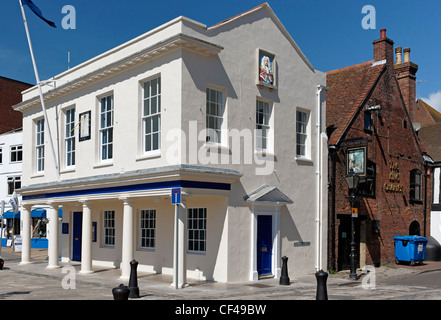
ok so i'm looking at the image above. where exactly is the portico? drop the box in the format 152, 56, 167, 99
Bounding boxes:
19, 165, 240, 284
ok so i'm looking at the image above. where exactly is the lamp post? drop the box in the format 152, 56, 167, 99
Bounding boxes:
344, 170, 360, 280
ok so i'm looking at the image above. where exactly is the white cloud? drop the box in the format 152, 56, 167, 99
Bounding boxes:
422, 91, 441, 114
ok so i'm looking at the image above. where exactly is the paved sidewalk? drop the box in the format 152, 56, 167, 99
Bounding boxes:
1, 247, 441, 301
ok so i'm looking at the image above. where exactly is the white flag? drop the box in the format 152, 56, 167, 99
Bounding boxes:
9, 192, 19, 214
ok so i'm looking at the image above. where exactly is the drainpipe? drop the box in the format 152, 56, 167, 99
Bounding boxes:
316, 85, 330, 271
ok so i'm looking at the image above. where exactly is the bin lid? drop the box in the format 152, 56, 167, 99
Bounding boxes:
394, 235, 428, 242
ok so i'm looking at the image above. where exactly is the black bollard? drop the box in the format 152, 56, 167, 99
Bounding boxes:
128, 260, 140, 298
0, 258, 3, 270
315, 270, 328, 300
279, 256, 290, 285
112, 284, 130, 300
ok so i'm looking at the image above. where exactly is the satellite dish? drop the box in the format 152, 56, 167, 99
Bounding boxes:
413, 122, 421, 132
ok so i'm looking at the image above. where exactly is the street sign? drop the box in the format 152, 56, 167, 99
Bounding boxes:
171, 188, 181, 205
352, 208, 358, 218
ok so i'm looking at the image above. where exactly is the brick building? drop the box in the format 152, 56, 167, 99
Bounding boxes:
0, 76, 32, 134
326, 30, 431, 271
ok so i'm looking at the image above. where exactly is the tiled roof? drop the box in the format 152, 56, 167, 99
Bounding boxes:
418, 123, 441, 162
326, 61, 385, 145
417, 99, 441, 126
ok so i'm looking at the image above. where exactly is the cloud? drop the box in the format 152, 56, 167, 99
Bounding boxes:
421, 91, 441, 114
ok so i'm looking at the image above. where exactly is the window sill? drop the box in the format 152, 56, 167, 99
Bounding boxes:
94, 161, 114, 169
60, 167, 76, 174
187, 250, 206, 255
31, 173, 44, 179
295, 156, 313, 163
255, 150, 275, 158
137, 247, 155, 252
204, 143, 230, 153
136, 150, 161, 161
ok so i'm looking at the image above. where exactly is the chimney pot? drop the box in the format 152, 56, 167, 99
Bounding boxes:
403, 47, 411, 63
395, 46, 402, 64
380, 29, 387, 39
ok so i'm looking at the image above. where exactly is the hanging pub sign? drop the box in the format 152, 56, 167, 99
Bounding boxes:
346, 147, 367, 177
257, 49, 276, 89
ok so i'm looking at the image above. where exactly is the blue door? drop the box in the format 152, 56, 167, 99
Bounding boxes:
72, 212, 82, 261
257, 215, 272, 276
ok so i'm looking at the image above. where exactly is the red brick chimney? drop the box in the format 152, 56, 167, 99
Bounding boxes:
373, 29, 394, 65
394, 47, 419, 121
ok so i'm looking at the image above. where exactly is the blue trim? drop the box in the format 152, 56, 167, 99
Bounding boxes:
23, 180, 231, 201
3, 209, 62, 219
1, 238, 48, 249
4, 211, 20, 219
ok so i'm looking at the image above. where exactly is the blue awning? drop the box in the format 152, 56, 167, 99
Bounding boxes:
3, 208, 63, 219
3, 211, 20, 219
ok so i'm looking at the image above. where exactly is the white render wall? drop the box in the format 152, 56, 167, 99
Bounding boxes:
431, 167, 441, 243
17, 5, 327, 282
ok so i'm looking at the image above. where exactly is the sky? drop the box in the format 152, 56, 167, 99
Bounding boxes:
1, 0, 441, 113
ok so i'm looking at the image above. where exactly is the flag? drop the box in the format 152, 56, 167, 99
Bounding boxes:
9, 192, 19, 214
22, 0, 56, 28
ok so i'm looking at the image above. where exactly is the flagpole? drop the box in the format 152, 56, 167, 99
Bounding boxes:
19, 0, 60, 181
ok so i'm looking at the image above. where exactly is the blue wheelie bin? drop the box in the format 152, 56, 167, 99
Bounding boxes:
394, 236, 428, 266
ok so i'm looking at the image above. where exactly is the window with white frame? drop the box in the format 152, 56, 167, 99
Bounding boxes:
36, 119, 45, 172
206, 88, 225, 144
7, 176, 21, 195
296, 110, 310, 157
140, 209, 156, 249
256, 100, 272, 152
188, 208, 207, 253
100, 95, 114, 161
103, 210, 115, 246
143, 77, 161, 153
10, 145, 22, 163
65, 108, 76, 167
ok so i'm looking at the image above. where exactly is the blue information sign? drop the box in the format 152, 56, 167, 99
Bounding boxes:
171, 188, 181, 204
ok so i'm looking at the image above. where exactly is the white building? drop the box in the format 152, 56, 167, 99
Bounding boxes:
0, 129, 53, 249
14, 3, 328, 284
0, 129, 23, 245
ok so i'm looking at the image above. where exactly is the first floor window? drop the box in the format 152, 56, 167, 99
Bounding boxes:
188, 208, 207, 253
36, 119, 45, 172
296, 110, 309, 157
65, 108, 76, 167
410, 169, 422, 202
143, 77, 161, 153
10, 145, 22, 163
7, 176, 21, 195
140, 209, 156, 249
256, 100, 272, 151
206, 88, 225, 144
103, 210, 115, 246
100, 95, 114, 161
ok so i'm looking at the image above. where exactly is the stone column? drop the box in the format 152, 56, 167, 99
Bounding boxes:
80, 201, 93, 274
120, 198, 134, 280
20, 204, 33, 265
172, 200, 187, 288
47, 203, 60, 269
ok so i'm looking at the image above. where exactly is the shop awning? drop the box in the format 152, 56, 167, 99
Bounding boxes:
2, 208, 63, 219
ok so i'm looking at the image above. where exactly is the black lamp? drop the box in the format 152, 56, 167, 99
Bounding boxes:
344, 169, 360, 280
345, 170, 360, 192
